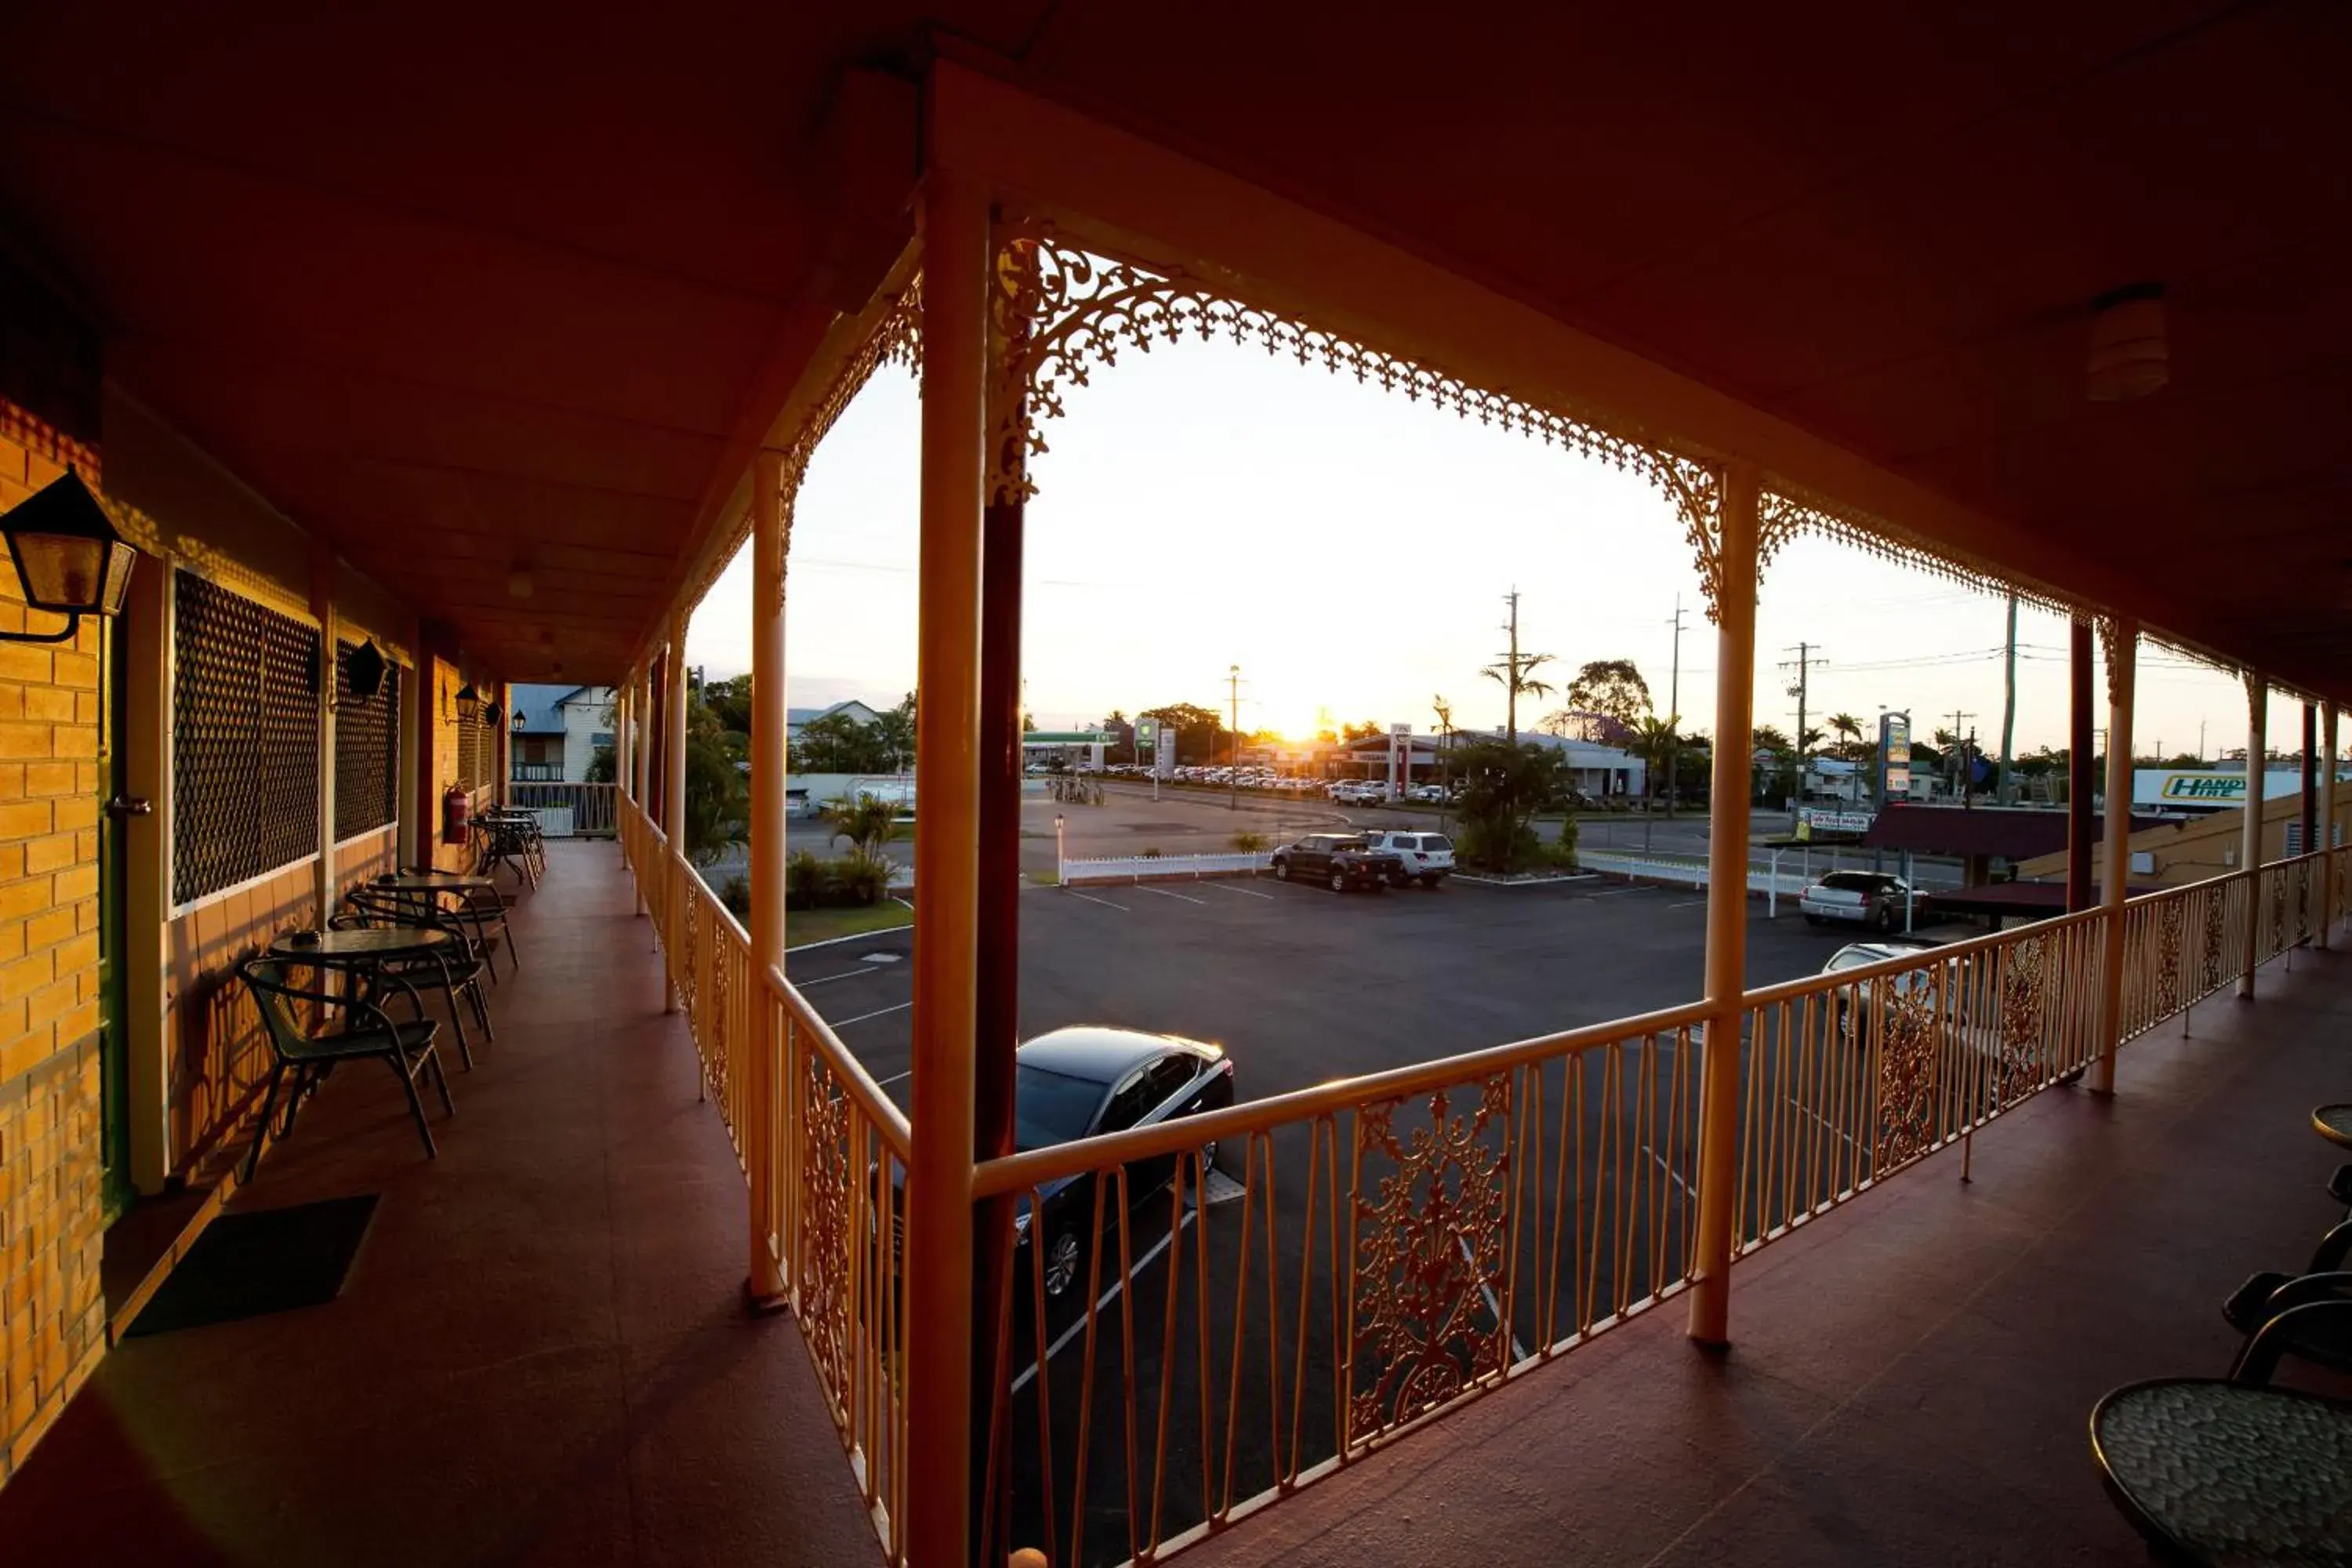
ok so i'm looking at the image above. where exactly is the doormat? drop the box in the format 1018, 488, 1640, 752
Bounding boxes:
124, 1194, 379, 1338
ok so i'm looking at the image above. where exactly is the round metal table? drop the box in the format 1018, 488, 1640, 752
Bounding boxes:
372, 873, 495, 895
2091, 1378, 2352, 1563
2313, 1104, 2352, 1150
272, 926, 452, 964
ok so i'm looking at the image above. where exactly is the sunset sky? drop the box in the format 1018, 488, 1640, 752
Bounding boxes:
686, 330, 2296, 760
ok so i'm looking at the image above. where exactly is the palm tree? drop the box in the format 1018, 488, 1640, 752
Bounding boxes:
822, 792, 898, 860
1826, 712, 1864, 760
1630, 714, 1679, 810
1432, 695, 1455, 794
1482, 652, 1555, 749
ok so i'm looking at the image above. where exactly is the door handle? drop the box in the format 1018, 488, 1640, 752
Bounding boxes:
107, 795, 154, 818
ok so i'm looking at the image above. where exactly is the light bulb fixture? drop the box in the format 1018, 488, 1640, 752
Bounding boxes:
344, 639, 389, 703
0, 466, 140, 644
2086, 282, 2169, 401
455, 683, 484, 724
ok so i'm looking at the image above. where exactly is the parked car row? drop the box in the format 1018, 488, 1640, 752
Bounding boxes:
1798, 870, 1926, 932
1269, 830, 1454, 891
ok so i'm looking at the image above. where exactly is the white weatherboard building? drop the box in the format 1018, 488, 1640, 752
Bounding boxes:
509, 684, 615, 782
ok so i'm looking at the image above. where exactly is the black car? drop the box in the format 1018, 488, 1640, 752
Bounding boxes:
1009, 1027, 1236, 1300
1269, 833, 1406, 891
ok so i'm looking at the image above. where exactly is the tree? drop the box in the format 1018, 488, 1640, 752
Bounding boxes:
790, 712, 892, 773
1141, 702, 1226, 765
869, 691, 916, 772
1340, 719, 1385, 742
1825, 712, 1865, 762
1564, 659, 1653, 736
702, 673, 753, 738
1450, 739, 1570, 874
1482, 652, 1555, 749
679, 691, 749, 866
1628, 714, 1679, 807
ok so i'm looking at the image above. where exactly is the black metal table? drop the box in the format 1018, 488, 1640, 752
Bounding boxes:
372, 873, 496, 895
272, 926, 452, 965
2314, 1104, 2352, 1151
2091, 1378, 2352, 1563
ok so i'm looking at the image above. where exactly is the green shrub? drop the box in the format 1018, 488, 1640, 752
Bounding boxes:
1141, 846, 1163, 858
720, 874, 752, 919
785, 849, 827, 909
1229, 831, 1269, 852
833, 846, 895, 907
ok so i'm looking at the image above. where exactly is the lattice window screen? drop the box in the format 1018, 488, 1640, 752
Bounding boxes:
172, 571, 321, 906
333, 642, 400, 841
456, 716, 489, 790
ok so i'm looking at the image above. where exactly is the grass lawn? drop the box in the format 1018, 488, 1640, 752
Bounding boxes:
786, 900, 913, 949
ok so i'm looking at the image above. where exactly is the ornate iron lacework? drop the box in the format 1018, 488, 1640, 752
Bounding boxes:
2202, 891, 2229, 993
798, 1057, 855, 1413
1994, 935, 2050, 1104
683, 286, 922, 614
1348, 1076, 1512, 1445
333, 642, 399, 841
983, 230, 1784, 618
2155, 898, 2187, 1018
172, 570, 321, 906
1873, 985, 1941, 1169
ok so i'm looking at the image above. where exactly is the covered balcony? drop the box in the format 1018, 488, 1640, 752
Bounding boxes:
2, 9, 2350, 1568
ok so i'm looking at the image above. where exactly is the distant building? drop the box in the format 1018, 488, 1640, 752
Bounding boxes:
786, 699, 884, 741
510, 684, 615, 782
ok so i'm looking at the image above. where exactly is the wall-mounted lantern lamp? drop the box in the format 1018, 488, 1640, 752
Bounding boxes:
510, 704, 528, 729
343, 639, 388, 704
0, 467, 139, 645
455, 683, 485, 724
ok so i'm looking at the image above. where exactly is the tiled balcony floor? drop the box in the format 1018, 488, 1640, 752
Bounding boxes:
1185, 947, 2352, 1568
0, 840, 881, 1567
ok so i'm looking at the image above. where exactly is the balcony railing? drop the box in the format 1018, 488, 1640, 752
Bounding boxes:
512, 761, 566, 782
617, 782, 2348, 1566
512, 780, 616, 837
622, 795, 912, 1558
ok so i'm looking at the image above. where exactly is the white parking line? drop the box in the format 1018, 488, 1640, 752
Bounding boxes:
833, 1000, 913, 1028
877, 1068, 910, 1088
1589, 887, 1643, 898
1456, 1232, 1529, 1363
1064, 890, 1128, 912
1205, 881, 1276, 900
1137, 886, 1209, 906
1793, 1101, 1857, 1149
1010, 1210, 1194, 1396
795, 968, 893, 989
1642, 1142, 1693, 1200
1667, 898, 1708, 909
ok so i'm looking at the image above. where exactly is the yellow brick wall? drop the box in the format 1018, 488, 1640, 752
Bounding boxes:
0, 430, 107, 1482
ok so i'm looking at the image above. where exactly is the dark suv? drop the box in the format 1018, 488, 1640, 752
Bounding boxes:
1269, 833, 1405, 892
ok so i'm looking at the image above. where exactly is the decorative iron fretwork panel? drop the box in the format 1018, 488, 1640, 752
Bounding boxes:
172, 571, 321, 906
333, 642, 399, 841
1348, 1076, 1512, 1445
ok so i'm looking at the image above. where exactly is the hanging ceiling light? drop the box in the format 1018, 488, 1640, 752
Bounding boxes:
455, 683, 484, 724
2086, 282, 2169, 401
0, 466, 139, 644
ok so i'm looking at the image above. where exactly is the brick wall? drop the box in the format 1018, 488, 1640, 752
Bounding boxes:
0, 430, 107, 1481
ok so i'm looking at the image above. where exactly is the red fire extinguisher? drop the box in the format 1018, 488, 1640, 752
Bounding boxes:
441, 785, 470, 846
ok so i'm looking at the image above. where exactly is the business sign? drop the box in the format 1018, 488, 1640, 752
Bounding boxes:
2156, 771, 2247, 804
1022, 731, 1112, 746
1798, 808, 1875, 837
1137, 717, 1157, 755
1878, 713, 1911, 802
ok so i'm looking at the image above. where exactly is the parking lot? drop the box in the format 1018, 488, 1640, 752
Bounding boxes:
783, 865, 1882, 1562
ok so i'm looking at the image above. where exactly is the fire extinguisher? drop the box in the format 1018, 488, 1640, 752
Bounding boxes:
441, 785, 470, 846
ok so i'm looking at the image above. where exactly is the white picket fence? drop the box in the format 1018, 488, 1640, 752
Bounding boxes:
1576, 850, 1811, 898
1061, 851, 1272, 886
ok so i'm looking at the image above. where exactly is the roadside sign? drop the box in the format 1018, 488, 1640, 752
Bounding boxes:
1798, 807, 1874, 835
1878, 713, 1911, 802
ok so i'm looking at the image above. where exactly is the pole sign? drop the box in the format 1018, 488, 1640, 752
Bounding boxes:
1388, 723, 1410, 798
1878, 713, 1911, 803
1137, 717, 1157, 762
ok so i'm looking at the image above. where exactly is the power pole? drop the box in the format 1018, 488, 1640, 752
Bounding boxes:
1501, 589, 1522, 749
1664, 595, 1686, 818
1998, 593, 2018, 804
1228, 664, 1241, 811
1780, 642, 1824, 811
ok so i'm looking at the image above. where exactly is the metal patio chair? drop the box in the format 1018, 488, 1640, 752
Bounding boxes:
339, 890, 495, 1065
238, 956, 453, 1179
